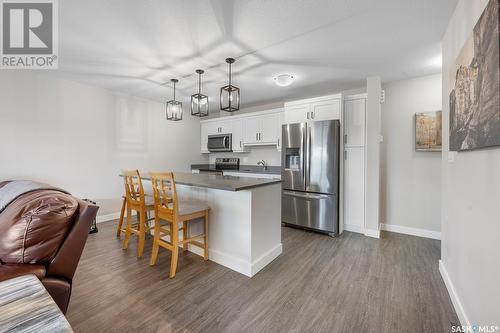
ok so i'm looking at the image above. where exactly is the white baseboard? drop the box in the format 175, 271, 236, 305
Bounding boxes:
343, 224, 365, 234
364, 228, 380, 239
96, 211, 136, 224
381, 223, 441, 240
439, 260, 469, 326
251, 243, 282, 276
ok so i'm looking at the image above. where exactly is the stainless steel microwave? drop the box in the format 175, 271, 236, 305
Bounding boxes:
207, 134, 232, 152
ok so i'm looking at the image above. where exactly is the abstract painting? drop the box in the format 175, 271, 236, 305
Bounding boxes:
449, 0, 500, 151
415, 111, 442, 152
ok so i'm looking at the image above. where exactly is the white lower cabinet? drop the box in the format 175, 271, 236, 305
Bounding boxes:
343, 147, 365, 233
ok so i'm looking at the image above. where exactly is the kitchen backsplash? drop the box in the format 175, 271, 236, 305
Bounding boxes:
209, 146, 281, 166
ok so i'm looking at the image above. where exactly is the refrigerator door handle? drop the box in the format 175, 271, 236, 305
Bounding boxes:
302, 125, 307, 187
283, 191, 334, 200
305, 126, 311, 189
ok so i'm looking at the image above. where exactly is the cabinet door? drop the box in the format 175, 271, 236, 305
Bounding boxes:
284, 104, 310, 124
231, 118, 245, 152
200, 122, 209, 153
205, 122, 219, 135
311, 99, 341, 121
344, 98, 366, 147
277, 112, 284, 150
243, 116, 260, 144
259, 113, 279, 143
344, 147, 365, 232
219, 120, 232, 134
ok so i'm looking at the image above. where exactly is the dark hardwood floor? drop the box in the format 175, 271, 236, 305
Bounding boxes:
67, 221, 459, 333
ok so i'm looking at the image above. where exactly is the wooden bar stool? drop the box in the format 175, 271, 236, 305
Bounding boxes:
149, 172, 209, 278
121, 170, 155, 258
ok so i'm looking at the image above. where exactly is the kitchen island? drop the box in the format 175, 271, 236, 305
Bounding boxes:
138, 172, 282, 277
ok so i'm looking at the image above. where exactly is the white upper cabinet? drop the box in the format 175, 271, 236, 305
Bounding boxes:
242, 112, 280, 146
311, 99, 341, 121
200, 108, 284, 153
284, 94, 341, 124
283, 104, 310, 124
277, 112, 284, 151
231, 118, 247, 152
243, 116, 261, 144
259, 113, 279, 143
344, 98, 366, 147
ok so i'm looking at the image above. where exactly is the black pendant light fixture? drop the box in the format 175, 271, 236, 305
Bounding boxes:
191, 69, 209, 117
220, 57, 240, 112
166, 79, 182, 121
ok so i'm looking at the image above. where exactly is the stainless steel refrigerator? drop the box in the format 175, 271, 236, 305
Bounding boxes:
281, 120, 340, 235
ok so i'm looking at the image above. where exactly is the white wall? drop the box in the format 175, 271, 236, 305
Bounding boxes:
380, 74, 442, 236
0, 72, 206, 216
441, 0, 500, 326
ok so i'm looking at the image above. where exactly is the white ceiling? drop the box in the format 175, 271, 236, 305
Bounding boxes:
51, 0, 457, 110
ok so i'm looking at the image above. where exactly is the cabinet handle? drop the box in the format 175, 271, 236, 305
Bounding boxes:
278, 138, 280, 146
259, 133, 262, 141
311, 112, 315, 119
240, 141, 242, 148
256, 133, 258, 141
307, 112, 310, 119
344, 134, 347, 143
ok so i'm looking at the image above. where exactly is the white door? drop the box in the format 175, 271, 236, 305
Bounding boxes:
259, 113, 279, 143
311, 99, 341, 121
344, 147, 365, 232
284, 104, 310, 124
231, 118, 245, 152
344, 98, 366, 147
243, 116, 260, 144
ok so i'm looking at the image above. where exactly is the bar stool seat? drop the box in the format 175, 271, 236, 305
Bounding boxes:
169, 200, 209, 216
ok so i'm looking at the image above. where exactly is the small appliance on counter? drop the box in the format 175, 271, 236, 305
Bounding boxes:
281, 120, 340, 236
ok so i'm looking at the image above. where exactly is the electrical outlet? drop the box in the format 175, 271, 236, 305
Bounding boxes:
448, 151, 456, 163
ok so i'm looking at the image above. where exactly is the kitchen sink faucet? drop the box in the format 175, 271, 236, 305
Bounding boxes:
257, 160, 268, 170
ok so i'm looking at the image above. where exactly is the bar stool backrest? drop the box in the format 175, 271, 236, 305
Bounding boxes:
122, 170, 145, 207
149, 172, 178, 219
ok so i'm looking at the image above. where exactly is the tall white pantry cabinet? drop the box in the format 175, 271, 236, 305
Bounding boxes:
342, 94, 367, 234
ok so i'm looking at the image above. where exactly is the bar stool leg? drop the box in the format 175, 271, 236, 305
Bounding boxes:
137, 210, 146, 258
182, 221, 188, 252
203, 210, 209, 261
122, 206, 132, 250
169, 222, 179, 278
116, 197, 126, 237
150, 215, 161, 266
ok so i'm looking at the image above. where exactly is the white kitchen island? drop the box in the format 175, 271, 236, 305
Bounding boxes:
140, 172, 282, 277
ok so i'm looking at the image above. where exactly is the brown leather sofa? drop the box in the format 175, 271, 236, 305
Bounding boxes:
0, 188, 98, 314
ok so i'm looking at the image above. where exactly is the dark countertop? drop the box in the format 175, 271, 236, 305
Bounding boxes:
136, 172, 281, 192
191, 164, 281, 175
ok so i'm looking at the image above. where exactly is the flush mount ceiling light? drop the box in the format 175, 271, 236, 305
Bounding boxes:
273, 73, 295, 87
220, 58, 240, 112
166, 79, 182, 121
191, 69, 209, 117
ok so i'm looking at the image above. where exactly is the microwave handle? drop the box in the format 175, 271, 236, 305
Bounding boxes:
223, 136, 228, 147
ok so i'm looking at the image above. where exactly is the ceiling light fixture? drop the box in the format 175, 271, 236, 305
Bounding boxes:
166, 79, 182, 121
191, 69, 209, 117
220, 58, 240, 112
273, 73, 295, 87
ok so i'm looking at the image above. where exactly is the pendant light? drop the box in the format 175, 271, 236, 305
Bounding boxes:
166, 79, 182, 121
191, 69, 209, 117
220, 58, 240, 112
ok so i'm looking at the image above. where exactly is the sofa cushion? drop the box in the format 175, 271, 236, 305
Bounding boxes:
0, 190, 78, 264
0, 263, 46, 281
